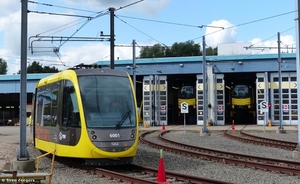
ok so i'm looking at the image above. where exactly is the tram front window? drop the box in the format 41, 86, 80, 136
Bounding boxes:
178, 86, 195, 99
78, 76, 136, 128
232, 85, 249, 98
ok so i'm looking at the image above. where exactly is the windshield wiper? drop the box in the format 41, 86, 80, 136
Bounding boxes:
116, 110, 131, 129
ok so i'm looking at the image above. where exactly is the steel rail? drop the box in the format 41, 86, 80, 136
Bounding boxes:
139, 130, 300, 176
239, 130, 297, 149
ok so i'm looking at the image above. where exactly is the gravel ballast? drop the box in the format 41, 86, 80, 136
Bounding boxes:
1, 128, 300, 184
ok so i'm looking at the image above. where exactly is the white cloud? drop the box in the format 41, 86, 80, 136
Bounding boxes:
0, 1, 20, 18
205, 20, 237, 48
250, 34, 295, 54
204, 19, 295, 55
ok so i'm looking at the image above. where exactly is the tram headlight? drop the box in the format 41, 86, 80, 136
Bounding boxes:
131, 134, 134, 138
92, 135, 97, 140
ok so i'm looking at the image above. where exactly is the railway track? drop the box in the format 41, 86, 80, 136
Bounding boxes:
93, 164, 234, 184
223, 129, 298, 150
55, 153, 232, 183
139, 130, 300, 176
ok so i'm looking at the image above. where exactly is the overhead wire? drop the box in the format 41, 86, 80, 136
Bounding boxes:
115, 0, 144, 11
232, 26, 296, 61
27, 0, 145, 69
28, 1, 296, 62
30, 0, 144, 49
116, 15, 201, 28
29, 3, 110, 55
192, 10, 296, 40
116, 9, 296, 50
115, 15, 169, 48
28, 0, 99, 13
249, 27, 295, 48
31, 9, 109, 36
31, 0, 144, 37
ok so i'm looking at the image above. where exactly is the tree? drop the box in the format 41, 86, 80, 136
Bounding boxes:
206, 47, 218, 56
0, 58, 8, 75
168, 40, 201, 57
139, 44, 168, 58
139, 40, 204, 58
18, 61, 59, 74
41, 65, 59, 73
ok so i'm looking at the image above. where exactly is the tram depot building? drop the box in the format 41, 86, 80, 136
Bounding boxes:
0, 53, 298, 127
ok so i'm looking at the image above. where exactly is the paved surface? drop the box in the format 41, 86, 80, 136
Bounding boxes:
0, 126, 32, 143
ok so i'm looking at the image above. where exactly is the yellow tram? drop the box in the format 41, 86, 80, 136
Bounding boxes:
33, 64, 139, 165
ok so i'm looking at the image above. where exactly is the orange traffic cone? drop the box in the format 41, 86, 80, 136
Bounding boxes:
156, 149, 170, 183
231, 120, 235, 131
162, 123, 166, 131
143, 121, 148, 128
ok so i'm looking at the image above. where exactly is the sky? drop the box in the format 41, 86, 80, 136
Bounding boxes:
0, 0, 297, 74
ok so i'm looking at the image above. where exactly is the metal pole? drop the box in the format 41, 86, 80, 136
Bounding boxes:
132, 39, 136, 91
109, 7, 115, 69
266, 71, 269, 125
202, 36, 209, 133
155, 75, 161, 126
278, 32, 284, 130
264, 72, 268, 133
19, 0, 29, 159
154, 75, 158, 125
184, 113, 186, 134
295, 0, 300, 149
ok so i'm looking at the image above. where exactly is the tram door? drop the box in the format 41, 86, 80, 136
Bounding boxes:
142, 75, 168, 126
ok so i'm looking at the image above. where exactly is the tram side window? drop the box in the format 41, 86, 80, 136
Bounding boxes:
51, 88, 59, 127
36, 96, 44, 126
36, 83, 59, 127
43, 92, 52, 126
62, 81, 80, 127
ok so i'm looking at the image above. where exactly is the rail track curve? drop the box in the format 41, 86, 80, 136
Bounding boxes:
139, 130, 300, 176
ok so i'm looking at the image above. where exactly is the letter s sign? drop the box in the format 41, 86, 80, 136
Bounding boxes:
181, 102, 189, 113
261, 101, 267, 109
260, 101, 268, 112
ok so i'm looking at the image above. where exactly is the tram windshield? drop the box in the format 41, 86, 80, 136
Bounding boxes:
78, 76, 136, 128
178, 86, 195, 99
232, 85, 250, 98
